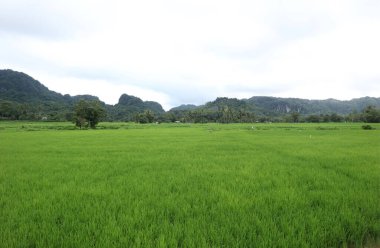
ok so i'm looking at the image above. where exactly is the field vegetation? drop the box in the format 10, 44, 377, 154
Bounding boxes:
0, 122, 379, 247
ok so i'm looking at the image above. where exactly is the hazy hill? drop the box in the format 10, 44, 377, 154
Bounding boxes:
169, 104, 197, 111
245, 96, 380, 116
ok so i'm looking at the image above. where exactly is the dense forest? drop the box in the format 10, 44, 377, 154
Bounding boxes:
1, 69, 380, 123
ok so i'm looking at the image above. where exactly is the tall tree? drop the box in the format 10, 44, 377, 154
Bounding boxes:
134, 110, 156, 123
74, 100, 106, 129
362, 105, 380, 123
290, 112, 300, 123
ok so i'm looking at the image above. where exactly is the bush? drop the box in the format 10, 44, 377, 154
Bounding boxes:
362, 125, 374, 130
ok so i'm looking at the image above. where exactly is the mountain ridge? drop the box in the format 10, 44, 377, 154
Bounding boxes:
1, 69, 379, 122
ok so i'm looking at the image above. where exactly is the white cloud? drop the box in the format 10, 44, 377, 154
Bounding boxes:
0, 0, 379, 109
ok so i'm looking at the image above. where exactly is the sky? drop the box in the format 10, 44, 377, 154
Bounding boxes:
1, 0, 380, 110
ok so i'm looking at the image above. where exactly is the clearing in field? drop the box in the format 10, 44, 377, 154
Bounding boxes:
0, 122, 379, 247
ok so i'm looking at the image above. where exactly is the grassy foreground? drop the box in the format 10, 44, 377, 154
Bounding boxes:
0, 122, 379, 247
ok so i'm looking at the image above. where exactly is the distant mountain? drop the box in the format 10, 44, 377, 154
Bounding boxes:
1, 69, 379, 122
109, 94, 165, 121
245, 96, 380, 116
169, 104, 197, 111
0, 69, 102, 105
0, 69, 164, 121
170, 96, 380, 118
144, 101, 165, 114
204, 97, 255, 112
70, 94, 101, 103
0, 69, 64, 103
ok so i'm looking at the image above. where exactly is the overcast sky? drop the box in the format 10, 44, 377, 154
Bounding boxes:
1, 0, 379, 109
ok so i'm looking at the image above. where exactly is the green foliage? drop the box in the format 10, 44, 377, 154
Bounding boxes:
0, 70, 102, 121
0, 122, 379, 247
290, 111, 300, 122
2, 69, 380, 124
303, 113, 342, 123
329, 113, 344, 122
74, 100, 106, 129
363, 105, 380, 123
362, 124, 374, 130
305, 114, 321, 123
0, 100, 19, 119
170, 97, 380, 124
134, 110, 155, 124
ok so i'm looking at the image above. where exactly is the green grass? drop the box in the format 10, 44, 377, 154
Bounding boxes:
0, 122, 379, 247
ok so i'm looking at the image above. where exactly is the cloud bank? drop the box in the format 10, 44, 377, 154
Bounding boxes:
1, 0, 379, 109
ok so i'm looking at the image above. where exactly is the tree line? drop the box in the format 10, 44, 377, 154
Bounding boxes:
71, 101, 380, 128
1, 99, 379, 128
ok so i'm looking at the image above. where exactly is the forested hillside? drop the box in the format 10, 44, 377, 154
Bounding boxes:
107, 94, 165, 122
1, 69, 379, 122
0, 70, 164, 121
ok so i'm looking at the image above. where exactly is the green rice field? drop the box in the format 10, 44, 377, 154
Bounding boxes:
0, 122, 379, 247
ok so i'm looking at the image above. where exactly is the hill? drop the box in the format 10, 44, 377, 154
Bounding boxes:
108, 94, 165, 121
1, 69, 379, 122
169, 104, 197, 111
168, 96, 380, 122
245, 96, 380, 116
0, 69, 64, 103
0, 69, 165, 121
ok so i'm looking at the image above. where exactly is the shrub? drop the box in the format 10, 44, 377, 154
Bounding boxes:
362, 125, 374, 130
